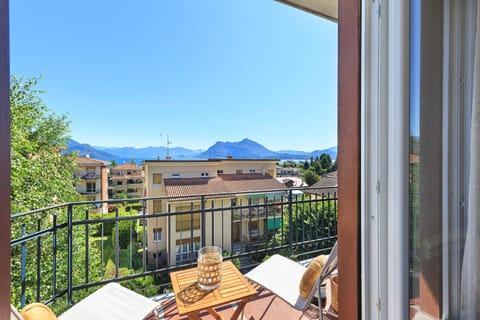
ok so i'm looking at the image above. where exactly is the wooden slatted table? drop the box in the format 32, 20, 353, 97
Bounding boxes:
170, 261, 257, 320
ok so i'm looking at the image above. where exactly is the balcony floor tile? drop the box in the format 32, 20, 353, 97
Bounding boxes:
154, 283, 304, 320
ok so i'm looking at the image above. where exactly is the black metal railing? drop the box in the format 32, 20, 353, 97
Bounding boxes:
10, 187, 337, 313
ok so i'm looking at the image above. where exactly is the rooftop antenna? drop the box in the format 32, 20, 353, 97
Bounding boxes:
160, 134, 172, 160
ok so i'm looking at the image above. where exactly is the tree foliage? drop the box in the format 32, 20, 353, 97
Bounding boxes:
304, 170, 320, 186
276, 197, 337, 256
10, 76, 80, 214
9, 77, 103, 312
301, 153, 337, 185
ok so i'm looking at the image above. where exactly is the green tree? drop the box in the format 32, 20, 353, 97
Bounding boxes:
303, 161, 309, 170
10, 76, 80, 214
304, 169, 320, 186
319, 153, 333, 172
10, 77, 102, 312
275, 198, 337, 257
313, 161, 323, 175
111, 160, 117, 167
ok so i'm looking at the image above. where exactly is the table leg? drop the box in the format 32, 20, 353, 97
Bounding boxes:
230, 298, 250, 320
186, 312, 203, 320
207, 307, 224, 320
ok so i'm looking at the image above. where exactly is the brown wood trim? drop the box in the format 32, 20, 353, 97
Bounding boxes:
337, 0, 361, 319
0, 0, 10, 317
176, 237, 201, 245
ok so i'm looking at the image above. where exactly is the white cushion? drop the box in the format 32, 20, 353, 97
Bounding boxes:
245, 254, 310, 310
59, 283, 159, 320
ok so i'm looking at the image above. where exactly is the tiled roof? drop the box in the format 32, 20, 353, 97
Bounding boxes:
307, 171, 338, 195
220, 174, 286, 193
164, 174, 286, 200
113, 163, 143, 170
75, 157, 107, 166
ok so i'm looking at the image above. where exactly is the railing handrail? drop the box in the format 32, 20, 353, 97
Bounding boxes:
11, 186, 337, 219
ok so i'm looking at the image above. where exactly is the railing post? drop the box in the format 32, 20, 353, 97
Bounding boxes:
101, 209, 105, 278
52, 214, 57, 300
248, 198, 252, 244
129, 208, 132, 270
85, 209, 89, 288
142, 199, 147, 273
115, 207, 119, 279
67, 204, 74, 305
211, 200, 214, 246
288, 189, 293, 256
168, 203, 171, 267
36, 219, 41, 302
190, 202, 194, 262
21, 224, 26, 308
201, 195, 205, 247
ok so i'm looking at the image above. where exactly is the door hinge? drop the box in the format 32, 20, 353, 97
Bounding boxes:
375, 180, 381, 194
376, 297, 381, 311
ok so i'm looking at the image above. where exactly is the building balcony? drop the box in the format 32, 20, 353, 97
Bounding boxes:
76, 172, 101, 180
10, 186, 338, 318
77, 189, 100, 195
126, 183, 144, 189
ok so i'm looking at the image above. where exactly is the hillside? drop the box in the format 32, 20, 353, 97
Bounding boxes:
67, 137, 337, 161
66, 139, 118, 159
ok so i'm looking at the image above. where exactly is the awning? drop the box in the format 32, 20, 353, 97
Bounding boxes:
275, 0, 338, 22
246, 192, 286, 201
267, 217, 282, 230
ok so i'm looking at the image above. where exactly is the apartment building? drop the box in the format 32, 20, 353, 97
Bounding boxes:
74, 157, 109, 213
144, 159, 285, 266
110, 163, 145, 198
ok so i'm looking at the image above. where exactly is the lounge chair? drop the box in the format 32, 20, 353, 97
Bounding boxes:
245, 242, 338, 319
59, 282, 160, 320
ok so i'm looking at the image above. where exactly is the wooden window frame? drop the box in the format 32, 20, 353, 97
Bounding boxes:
337, 0, 361, 319
152, 173, 162, 184
0, 1, 360, 318
153, 199, 162, 213
176, 213, 201, 232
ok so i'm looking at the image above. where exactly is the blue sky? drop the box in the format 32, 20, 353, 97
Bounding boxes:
10, 0, 337, 151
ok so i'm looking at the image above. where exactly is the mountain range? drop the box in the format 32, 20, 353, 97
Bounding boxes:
66, 138, 337, 162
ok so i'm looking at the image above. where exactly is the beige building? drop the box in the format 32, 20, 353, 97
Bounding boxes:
74, 157, 109, 213
144, 159, 285, 266
110, 163, 145, 198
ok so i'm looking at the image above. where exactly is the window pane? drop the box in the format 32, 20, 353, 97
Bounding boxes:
153, 200, 162, 213
153, 173, 162, 184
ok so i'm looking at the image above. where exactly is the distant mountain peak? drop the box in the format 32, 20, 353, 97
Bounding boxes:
67, 137, 337, 161
66, 138, 119, 159
201, 139, 278, 159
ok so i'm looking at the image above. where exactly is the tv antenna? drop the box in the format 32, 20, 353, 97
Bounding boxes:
160, 134, 172, 160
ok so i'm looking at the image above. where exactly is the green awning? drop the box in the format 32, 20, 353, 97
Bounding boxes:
246, 192, 285, 201
246, 193, 265, 200
267, 216, 282, 230
266, 192, 285, 201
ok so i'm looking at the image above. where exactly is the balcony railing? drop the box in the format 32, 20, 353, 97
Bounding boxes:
77, 189, 99, 195
10, 187, 337, 313
76, 172, 101, 180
